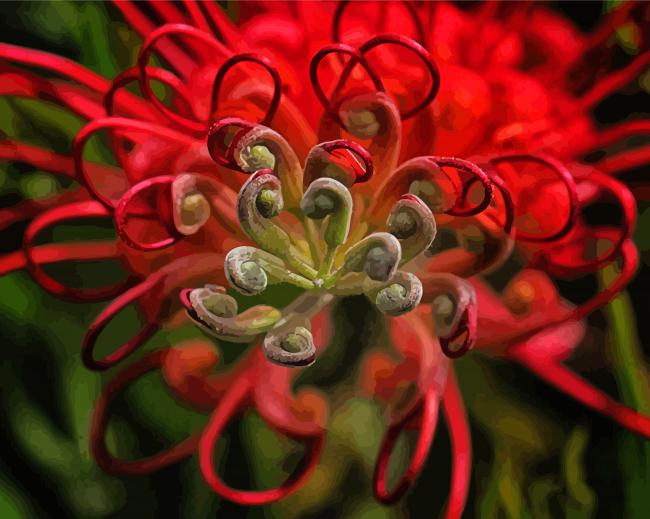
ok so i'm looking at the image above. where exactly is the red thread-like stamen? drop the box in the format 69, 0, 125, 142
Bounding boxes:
333, 34, 440, 120
373, 386, 439, 504
0, 42, 109, 92
0, 140, 77, 178
73, 117, 195, 208
183, 0, 213, 35
137, 24, 232, 132
439, 307, 476, 359
81, 273, 163, 371
435, 157, 493, 217
332, 1, 427, 46
104, 65, 193, 119
318, 139, 374, 184
115, 175, 182, 251
572, 119, 650, 158
211, 53, 282, 126
310, 42, 384, 125
511, 344, 650, 439
595, 144, 650, 176
23, 201, 133, 302
574, 50, 650, 115
441, 370, 472, 519
112, 2, 195, 77
489, 153, 578, 242
90, 349, 201, 475
198, 374, 325, 505
206, 117, 256, 169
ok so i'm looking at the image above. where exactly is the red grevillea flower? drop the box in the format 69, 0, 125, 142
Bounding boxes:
1, 1, 649, 515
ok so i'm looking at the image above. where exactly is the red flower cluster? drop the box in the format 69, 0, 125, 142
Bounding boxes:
1, 1, 649, 515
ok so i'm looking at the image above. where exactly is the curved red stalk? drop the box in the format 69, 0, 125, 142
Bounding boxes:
0, 140, 77, 178
73, 117, 195, 208
1, 64, 104, 120
0, 188, 88, 232
150, 0, 190, 26
182, 0, 212, 35
111, 1, 194, 78
103, 65, 193, 120
505, 239, 637, 348
568, 1, 636, 72
198, 374, 325, 505
211, 53, 282, 127
23, 201, 133, 302
90, 349, 201, 475
572, 119, 650, 158
0, 242, 120, 278
595, 144, 650, 175
332, 1, 426, 46
0, 42, 109, 92
137, 24, 232, 133
373, 386, 440, 504
199, 1, 248, 51
81, 273, 163, 371
441, 370, 472, 519
574, 50, 650, 115
510, 347, 650, 439
489, 153, 578, 242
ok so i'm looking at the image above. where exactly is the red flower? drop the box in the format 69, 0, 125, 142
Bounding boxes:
1, 1, 649, 516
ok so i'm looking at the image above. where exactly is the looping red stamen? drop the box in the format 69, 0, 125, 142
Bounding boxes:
23, 201, 133, 302
318, 139, 374, 185
489, 153, 578, 243
487, 173, 515, 235
198, 375, 325, 505
138, 23, 232, 133
332, 1, 427, 49
206, 117, 256, 170
210, 53, 282, 127
439, 307, 476, 360
434, 157, 493, 217
357, 34, 440, 120
104, 65, 193, 118
81, 273, 163, 371
90, 349, 201, 475
115, 175, 183, 251
310, 42, 385, 125
73, 117, 194, 208
373, 386, 439, 504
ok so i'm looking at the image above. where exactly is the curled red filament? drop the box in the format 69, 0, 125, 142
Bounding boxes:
489, 153, 578, 243
310, 42, 384, 125
439, 305, 477, 359
137, 23, 232, 133
81, 273, 162, 371
206, 116, 256, 170
115, 175, 183, 251
435, 157, 494, 217
22, 201, 133, 302
332, 1, 427, 49
311, 34, 440, 122
373, 385, 439, 504
210, 53, 282, 127
318, 139, 374, 185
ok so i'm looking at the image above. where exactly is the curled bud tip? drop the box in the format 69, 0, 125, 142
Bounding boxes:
375, 272, 423, 316
225, 248, 269, 295
342, 108, 380, 138
256, 188, 282, 218
264, 326, 316, 367
241, 144, 276, 173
